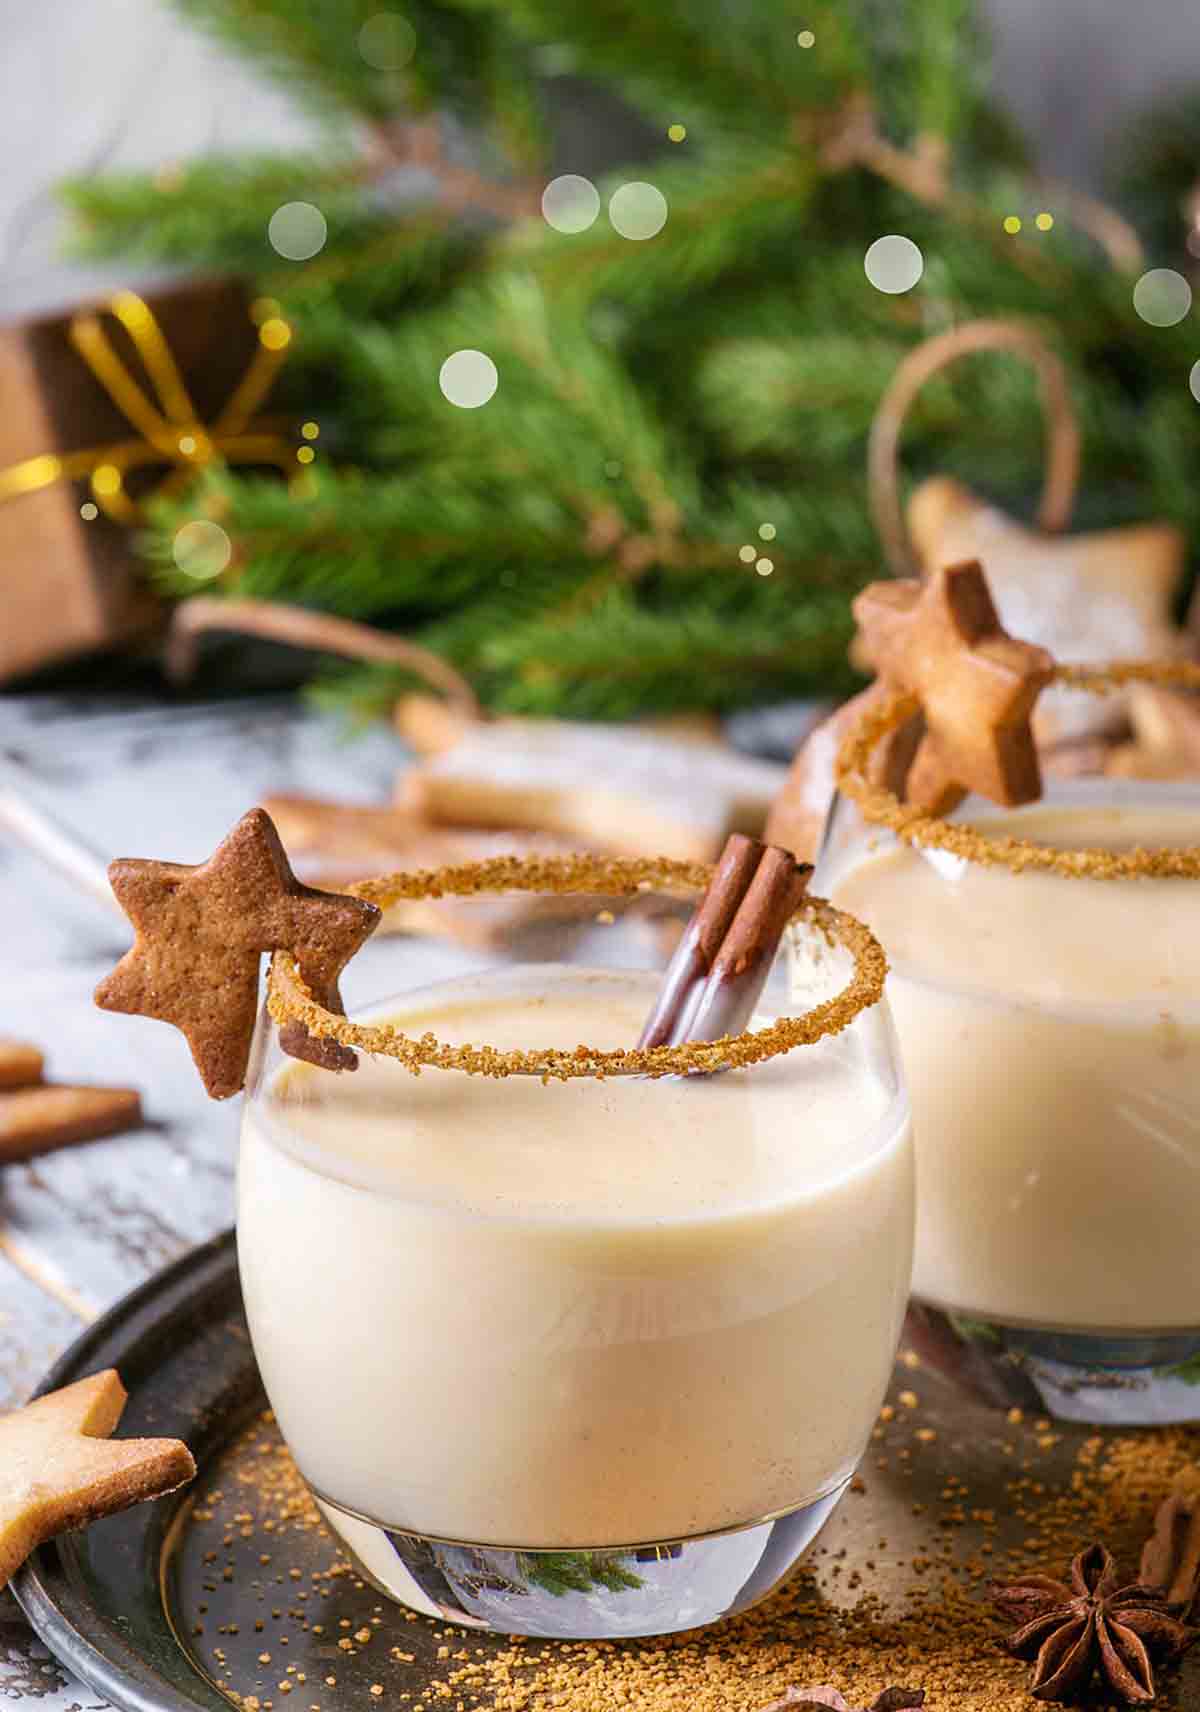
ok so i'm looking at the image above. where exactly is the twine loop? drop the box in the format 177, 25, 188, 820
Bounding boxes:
164, 597, 480, 715
868, 318, 1082, 577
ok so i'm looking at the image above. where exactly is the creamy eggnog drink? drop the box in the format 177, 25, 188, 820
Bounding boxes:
89, 812, 906, 1634
800, 569, 1200, 1419
831, 787, 1200, 1339
238, 965, 913, 1559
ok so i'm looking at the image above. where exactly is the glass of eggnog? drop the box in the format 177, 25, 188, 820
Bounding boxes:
237, 854, 913, 1640
819, 768, 1200, 1427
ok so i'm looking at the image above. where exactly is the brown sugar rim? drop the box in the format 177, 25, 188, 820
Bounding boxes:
265, 853, 888, 1078
836, 659, 1200, 879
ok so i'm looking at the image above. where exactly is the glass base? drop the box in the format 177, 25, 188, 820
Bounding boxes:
906, 1300, 1200, 1424
311, 1482, 848, 1639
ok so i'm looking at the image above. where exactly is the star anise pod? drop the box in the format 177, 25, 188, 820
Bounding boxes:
759, 1689, 925, 1712
992, 1541, 1197, 1704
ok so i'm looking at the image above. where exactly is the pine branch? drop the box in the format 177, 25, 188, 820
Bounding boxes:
516, 142, 820, 311
144, 466, 584, 615
166, 0, 526, 126
696, 335, 915, 459
321, 272, 700, 527
308, 559, 603, 717
168, 0, 416, 121
62, 157, 519, 327
458, 0, 861, 139
857, 0, 998, 150
476, 581, 864, 718
718, 484, 879, 568
62, 155, 372, 269
56, 0, 1200, 726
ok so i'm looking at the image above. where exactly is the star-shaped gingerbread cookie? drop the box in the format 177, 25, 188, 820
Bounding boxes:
852, 559, 1054, 813
95, 808, 380, 1099
0, 1369, 194, 1590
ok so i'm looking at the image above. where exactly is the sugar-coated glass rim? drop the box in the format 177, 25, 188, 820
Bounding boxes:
264, 853, 889, 1078
836, 659, 1200, 879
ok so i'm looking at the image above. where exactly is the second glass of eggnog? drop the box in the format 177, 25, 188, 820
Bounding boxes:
237, 857, 913, 1639
820, 777, 1200, 1425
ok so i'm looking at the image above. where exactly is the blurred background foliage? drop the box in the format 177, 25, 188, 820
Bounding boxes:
62, 0, 1200, 718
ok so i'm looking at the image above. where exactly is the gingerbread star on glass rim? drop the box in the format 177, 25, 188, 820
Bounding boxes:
95, 807, 381, 1100
851, 558, 1054, 815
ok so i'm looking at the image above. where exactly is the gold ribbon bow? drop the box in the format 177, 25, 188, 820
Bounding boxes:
0, 291, 297, 524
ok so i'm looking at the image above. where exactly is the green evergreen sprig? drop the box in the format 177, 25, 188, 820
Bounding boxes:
59, 0, 1200, 720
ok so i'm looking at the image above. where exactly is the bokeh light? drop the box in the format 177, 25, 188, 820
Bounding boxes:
259, 317, 292, 352
797, 30, 816, 47
541, 175, 601, 234
667, 124, 687, 143
1189, 361, 1200, 404
609, 182, 669, 240
439, 349, 499, 408
173, 520, 232, 580
1133, 269, 1192, 327
863, 235, 924, 294
1003, 215, 1022, 234
268, 202, 327, 261
738, 545, 756, 563
357, 12, 416, 69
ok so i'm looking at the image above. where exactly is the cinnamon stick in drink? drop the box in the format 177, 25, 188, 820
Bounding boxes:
638, 835, 810, 1053
637, 834, 765, 1048
673, 850, 812, 1044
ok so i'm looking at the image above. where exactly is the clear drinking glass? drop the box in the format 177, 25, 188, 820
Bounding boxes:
236, 858, 913, 1639
816, 777, 1200, 1425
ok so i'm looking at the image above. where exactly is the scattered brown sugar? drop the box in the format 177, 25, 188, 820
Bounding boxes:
183, 1395, 1200, 1712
